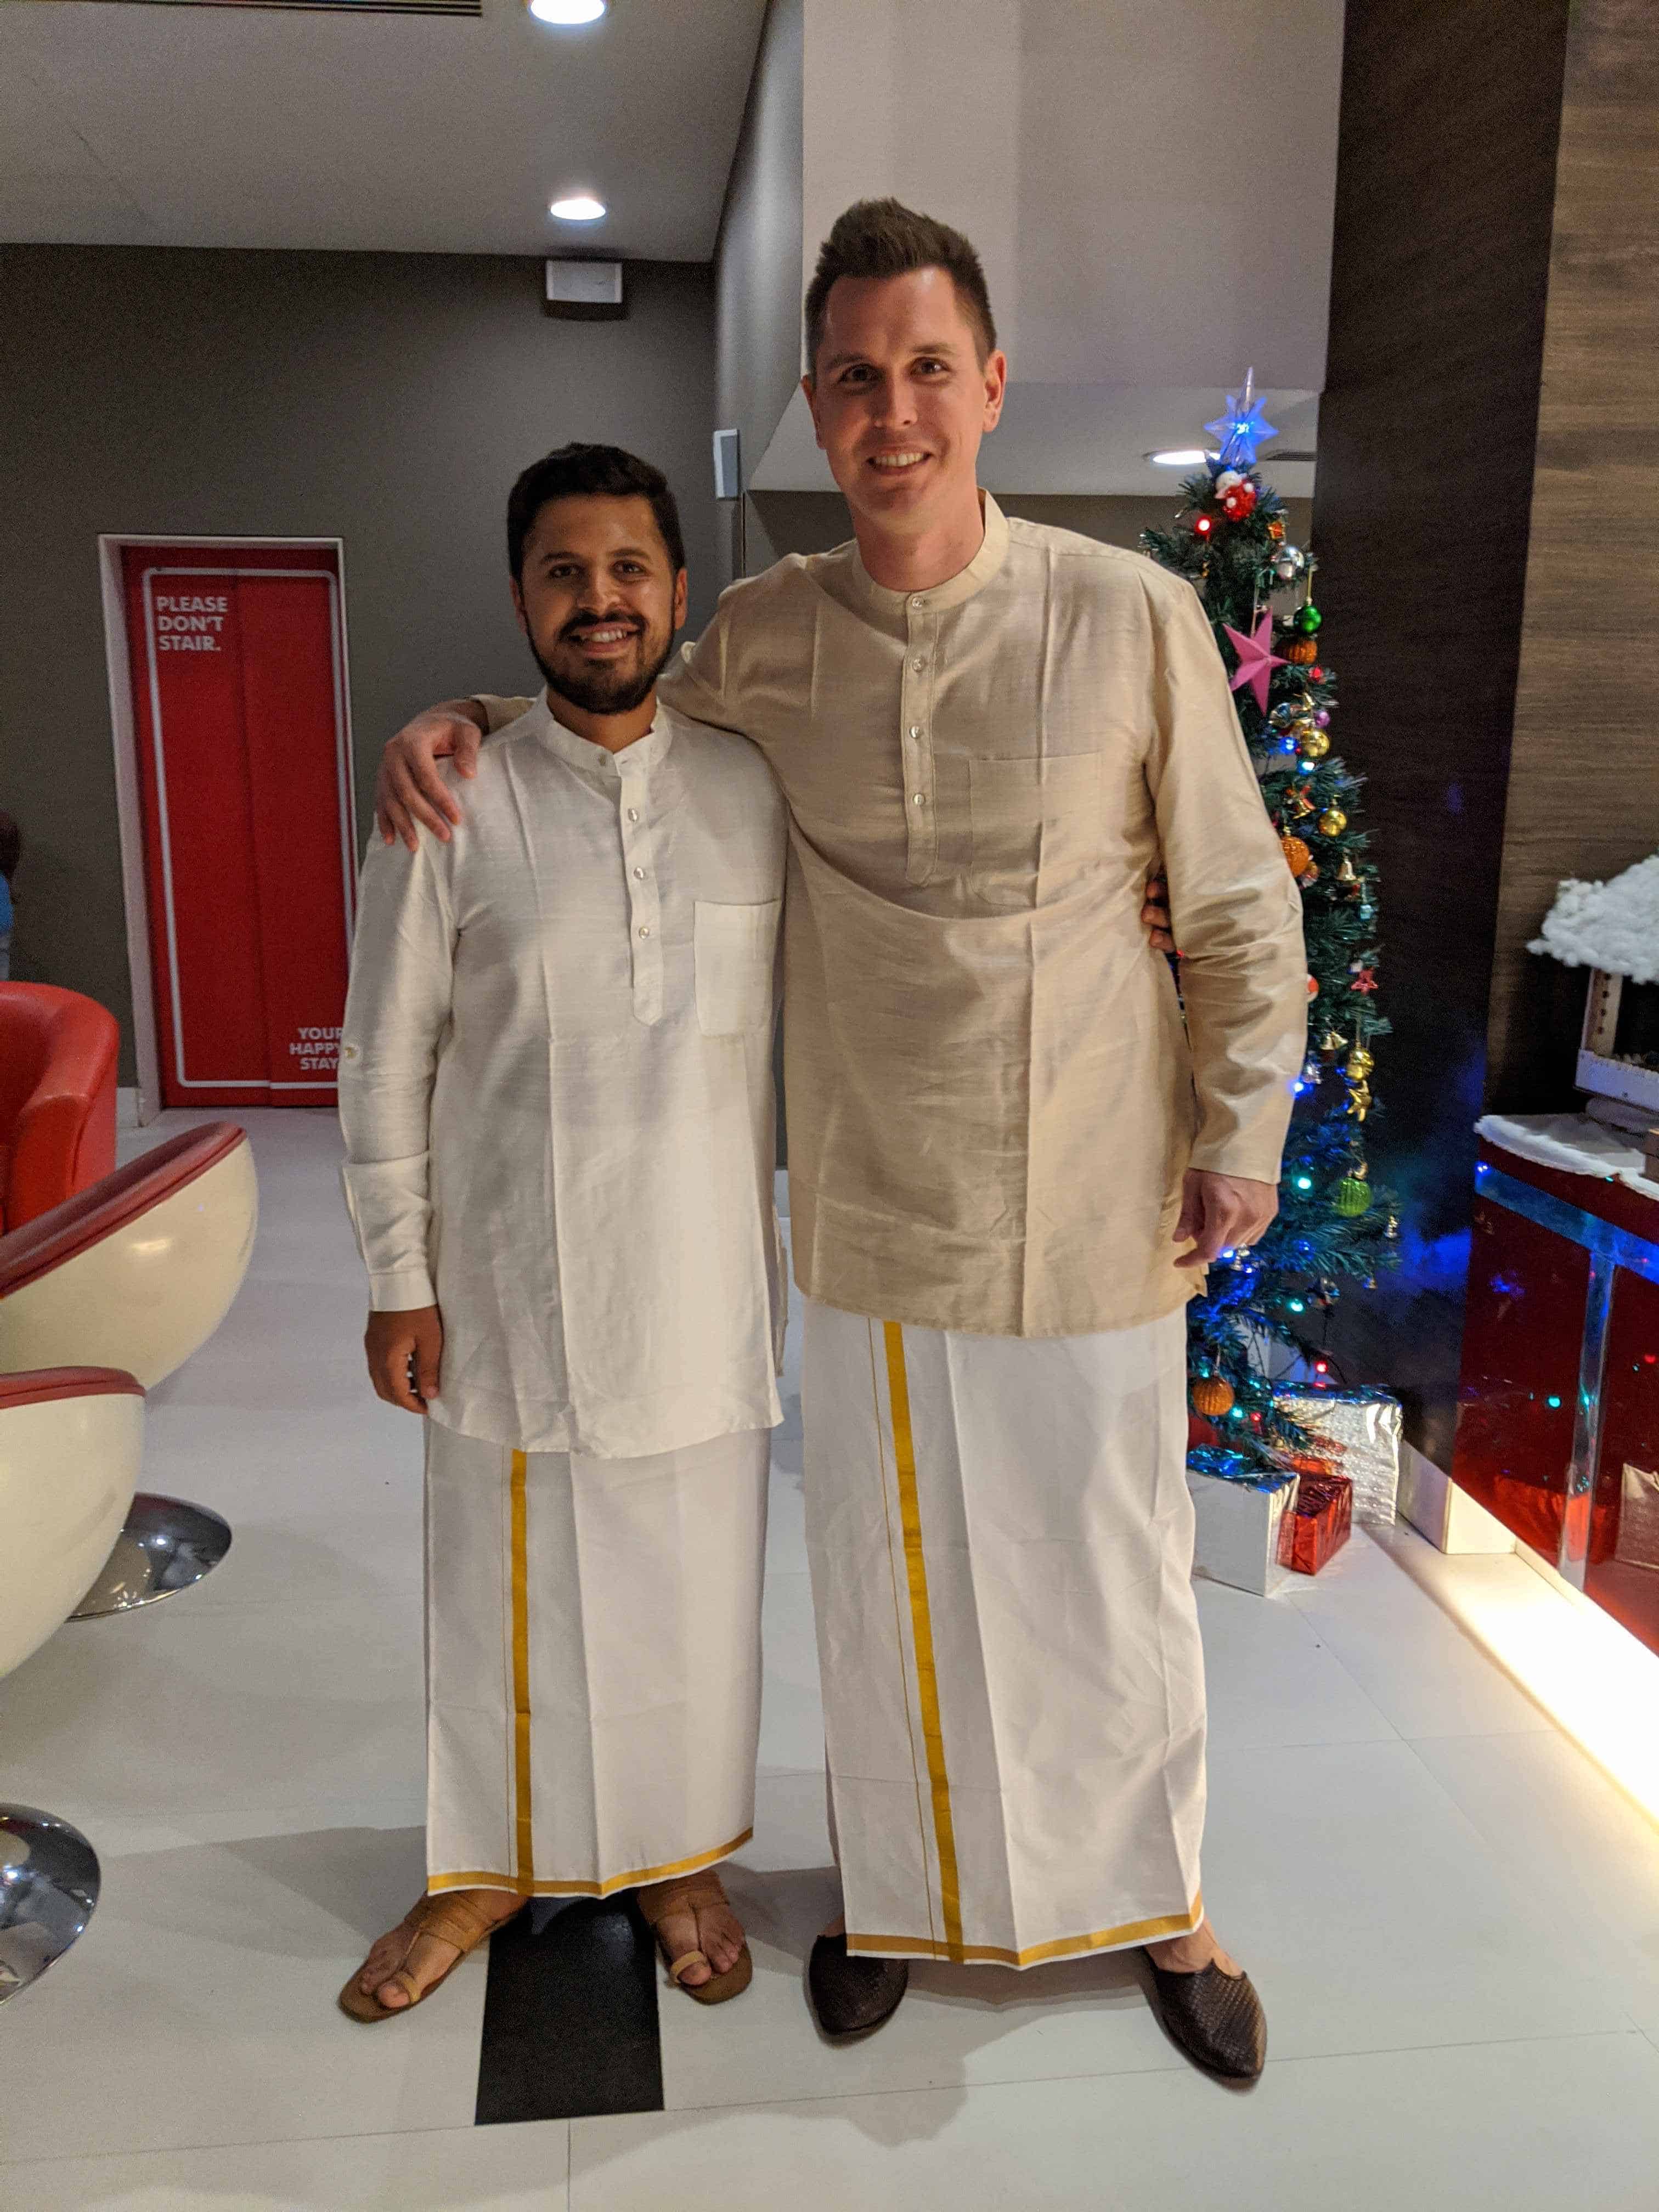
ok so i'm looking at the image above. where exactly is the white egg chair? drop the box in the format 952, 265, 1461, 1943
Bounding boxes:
0, 1122, 256, 1614
0, 1365, 143, 2001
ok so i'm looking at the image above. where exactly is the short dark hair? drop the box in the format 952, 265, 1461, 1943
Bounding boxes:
506, 442, 686, 583
804, 198, 998, 374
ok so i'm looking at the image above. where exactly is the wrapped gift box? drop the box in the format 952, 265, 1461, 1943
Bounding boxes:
1273, 1384, 1403, 1526
1187, 1455, 1300, 1598
1285, 1470, 1353, 1575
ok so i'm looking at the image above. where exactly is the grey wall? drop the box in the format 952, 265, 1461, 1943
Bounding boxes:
0, 245, 718, 1079
712, 0, 804, 584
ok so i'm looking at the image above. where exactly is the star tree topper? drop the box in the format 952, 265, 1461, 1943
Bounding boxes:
1222, 608, 1286, 714
1204, 369, 1278, 469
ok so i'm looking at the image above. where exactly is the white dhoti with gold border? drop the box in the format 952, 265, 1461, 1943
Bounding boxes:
803, 1299, 1206, 1967
423, 1420, 770, 1898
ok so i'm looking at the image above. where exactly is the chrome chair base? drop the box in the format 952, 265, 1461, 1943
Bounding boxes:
71, 1492, 233, 1617
0, 1806, 100, 2002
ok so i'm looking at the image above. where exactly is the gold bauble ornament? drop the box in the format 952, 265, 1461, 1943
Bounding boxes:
1189, 1374, 1235, 1418
1346, 1047, 1374, 1079
1299, 730, 1331, 761
1318, 806, 1348, 837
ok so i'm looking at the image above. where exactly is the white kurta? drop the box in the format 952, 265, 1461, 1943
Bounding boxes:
337, 695, 789, 1892
338, 696, 788, 1459
425, 1421, 770, 1896
804, 1298, 1206, 1967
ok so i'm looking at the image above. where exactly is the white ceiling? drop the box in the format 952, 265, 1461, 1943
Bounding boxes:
0, 0, 768, 259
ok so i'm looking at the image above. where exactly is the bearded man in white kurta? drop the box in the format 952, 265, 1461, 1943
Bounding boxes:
378, 204, 1306, 2082
338, 445, 787, 2022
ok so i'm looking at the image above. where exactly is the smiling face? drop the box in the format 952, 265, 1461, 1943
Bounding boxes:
803, 266, 1007, 547
511, 493, 687, 718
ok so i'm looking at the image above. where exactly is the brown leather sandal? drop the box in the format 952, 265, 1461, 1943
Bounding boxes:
338, 1891, 524, 2023
635, 1870, 753, 2006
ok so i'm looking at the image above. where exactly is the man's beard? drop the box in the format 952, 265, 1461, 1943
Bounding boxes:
530, 623, 673, 719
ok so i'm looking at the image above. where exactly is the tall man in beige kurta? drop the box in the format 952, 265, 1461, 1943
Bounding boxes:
377, 201, 1306, 2079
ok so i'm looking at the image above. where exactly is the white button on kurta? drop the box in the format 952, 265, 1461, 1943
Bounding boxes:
338, 695, 788, 1462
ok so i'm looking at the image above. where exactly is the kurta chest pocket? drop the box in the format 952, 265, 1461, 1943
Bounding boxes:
968, 751, 1103, 910
693, 900, 781, 1035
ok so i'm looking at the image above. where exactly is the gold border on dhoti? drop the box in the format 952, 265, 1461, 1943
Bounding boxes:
847, 1891, 1205, 1970
426, 1827, 755, 1900
509, 1447, 535, 1888
882, 1320, 966, 1963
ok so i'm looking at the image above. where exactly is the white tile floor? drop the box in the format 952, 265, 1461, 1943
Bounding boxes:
4, 1109, 1659, 2209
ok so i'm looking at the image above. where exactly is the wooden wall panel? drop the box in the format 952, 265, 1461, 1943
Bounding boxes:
1311, 0, 1571, 1464
1487, 0, 1659, 1106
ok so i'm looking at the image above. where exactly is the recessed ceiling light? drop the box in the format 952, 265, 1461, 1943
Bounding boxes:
528, 0, 606, 23
550, 195, 607, 223
1148, 449, 1213, 467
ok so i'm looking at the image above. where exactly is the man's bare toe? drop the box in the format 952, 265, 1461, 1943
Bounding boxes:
657, 1909, 712, 1985
698, 1905, 744, 1974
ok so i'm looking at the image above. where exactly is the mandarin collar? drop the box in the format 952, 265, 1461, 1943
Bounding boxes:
846, 491, 1010, 621
528, 692, 675, 780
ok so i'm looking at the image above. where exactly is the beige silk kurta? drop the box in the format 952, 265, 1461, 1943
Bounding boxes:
478, 494, 1307, 1338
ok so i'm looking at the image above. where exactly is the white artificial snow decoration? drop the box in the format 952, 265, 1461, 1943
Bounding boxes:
1530, 851, 1659, 984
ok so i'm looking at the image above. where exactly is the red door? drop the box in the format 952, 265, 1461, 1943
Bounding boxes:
122, 544, 356, 1108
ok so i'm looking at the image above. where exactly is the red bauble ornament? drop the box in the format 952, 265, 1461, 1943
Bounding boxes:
1188, 1412, 1220, 1450
1306, 974, 1320, 998
1221, 483, 1258, 522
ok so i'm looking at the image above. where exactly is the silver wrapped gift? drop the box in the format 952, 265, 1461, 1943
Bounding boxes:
1273, 1386, 1403, 1527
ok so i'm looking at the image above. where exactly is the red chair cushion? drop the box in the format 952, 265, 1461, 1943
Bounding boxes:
0, 1122, 247, 1299
0, 1366, 144, 1409
0, 984, 120, 1230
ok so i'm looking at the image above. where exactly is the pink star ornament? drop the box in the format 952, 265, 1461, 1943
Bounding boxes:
1222, 609, 1286, 715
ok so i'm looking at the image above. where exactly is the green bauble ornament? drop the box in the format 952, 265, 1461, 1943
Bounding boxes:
1334, 1175, 1373, 1218
1295, 603, 1323, 635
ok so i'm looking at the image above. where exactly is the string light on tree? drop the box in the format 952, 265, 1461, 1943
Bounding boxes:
1139, 379, 1401, 1479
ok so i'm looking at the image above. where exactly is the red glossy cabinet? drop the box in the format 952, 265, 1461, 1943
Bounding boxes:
1453, 1129, 1659, 1658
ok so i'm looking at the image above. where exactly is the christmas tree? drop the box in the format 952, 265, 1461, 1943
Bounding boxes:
1141, 375, 1400, 1479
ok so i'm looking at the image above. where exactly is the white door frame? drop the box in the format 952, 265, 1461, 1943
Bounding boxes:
98, 534, 356, 1124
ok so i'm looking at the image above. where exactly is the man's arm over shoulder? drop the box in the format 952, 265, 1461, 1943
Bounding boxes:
375, 695, 533, 849
1143, 576, 1307, 1183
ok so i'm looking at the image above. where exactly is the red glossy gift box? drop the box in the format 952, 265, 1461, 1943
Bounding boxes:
1283, 1471, 1353, 1576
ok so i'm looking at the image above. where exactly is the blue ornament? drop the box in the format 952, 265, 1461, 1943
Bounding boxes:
1204, 368, 1278, 468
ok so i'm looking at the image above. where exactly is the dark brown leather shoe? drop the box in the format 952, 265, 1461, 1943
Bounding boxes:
808, 1932, 909, 2037
1142, 1954, 1267, 2080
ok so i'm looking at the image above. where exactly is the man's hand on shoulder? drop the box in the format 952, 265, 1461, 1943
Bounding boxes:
1173, 1171, 1278, 1272
376, 699, 489, 852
